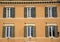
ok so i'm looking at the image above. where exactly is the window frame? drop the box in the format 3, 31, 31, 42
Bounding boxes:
24, 24, 36, 38
3, 7, 15, 18
3, 24, 15, 38
45, 6, 57, 18
46, 23, 58, 38
24, 7, 36, 18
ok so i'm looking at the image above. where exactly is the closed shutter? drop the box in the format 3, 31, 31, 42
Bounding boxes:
32, 26, 36, 37
31, 7, 36, 17
52, 7, 57, 17
3, 8, 6, 18
54, 26, 59, 37
10, 8, 15, 18
45, 26, 49, 37
2, 26, 6, 38
45, 7, 48, 17
24, 26, 27, 37
24, 8, 27, 18
10, 26, 15, 37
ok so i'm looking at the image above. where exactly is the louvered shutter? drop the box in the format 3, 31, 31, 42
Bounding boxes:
3, 7, 6, 18
24, 26, 27, 37
24, 8, 27, 18
45, 26, 49, 37
52, 7, 57, 17
31, 7, 36, 17
45, 7, 48, 17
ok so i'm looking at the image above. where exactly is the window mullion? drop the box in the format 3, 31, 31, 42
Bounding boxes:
9, 8, 11, 18
50, 7, 52, 17
30, 26, 31, 37
8, 26, 10, 38
30, 8, 31, 17
51, 26, 53, 37
6, 8, 8, 18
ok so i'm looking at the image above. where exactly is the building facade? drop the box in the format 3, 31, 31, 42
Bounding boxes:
0, 0, 60, 42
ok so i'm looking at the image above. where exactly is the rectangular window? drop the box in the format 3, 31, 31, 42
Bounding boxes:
45, 24, 59, 38
24, 7, 36, 18
3, 7, 15, 18
24, 24, 36, 38
45, 7, 57, 17
2, 24, 15, 38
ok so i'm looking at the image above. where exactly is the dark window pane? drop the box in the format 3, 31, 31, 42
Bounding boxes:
7, 26, 9, 37
28, 26, 30, 36
10, 26, 15, 37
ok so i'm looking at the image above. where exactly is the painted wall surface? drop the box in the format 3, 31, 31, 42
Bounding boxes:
0, 4, 60, 42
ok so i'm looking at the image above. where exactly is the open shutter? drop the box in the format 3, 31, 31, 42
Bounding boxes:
24, 26, 27, 37
45, 7, 48, 17
45, 26, 49, 37
32, 26, 36, 37
31, 7, 36, 17
3, 7, 6, 18
54, 26, 59, 37
24, 8, 27, 18
10, 8, 15, 18
52, 7, 57, 17
2, 26, 6, 38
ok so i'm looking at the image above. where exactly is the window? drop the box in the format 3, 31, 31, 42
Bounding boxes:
45, 24, 59, 38
2, 24, 15, 38
45, 7, 57, 17
24, 7, 36, 18
3, 7, 15, 18
24, 24, 36, 38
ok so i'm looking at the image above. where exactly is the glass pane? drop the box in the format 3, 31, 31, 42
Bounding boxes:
52, 26, 55, 36
7, 26, 9, 37
28, 26, 30, 37
49, 26, 51, 36
10, 26, 13, 37
31, 26, 33, 37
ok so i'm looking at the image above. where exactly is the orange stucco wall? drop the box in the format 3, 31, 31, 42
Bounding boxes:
0, 3, 60, 42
